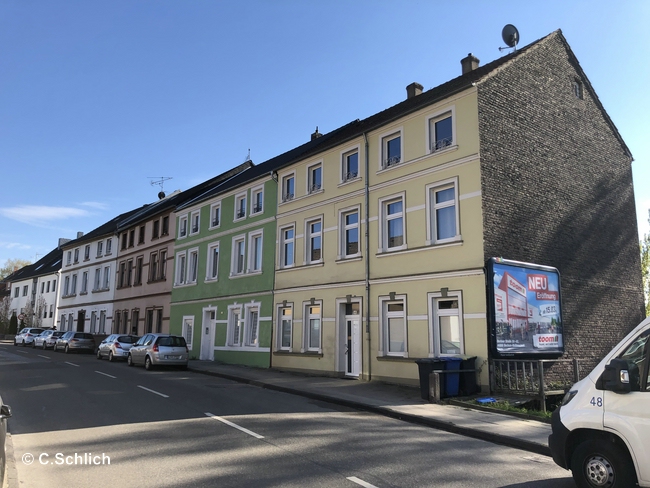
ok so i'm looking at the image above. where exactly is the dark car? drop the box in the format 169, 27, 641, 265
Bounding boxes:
54, 331, 95, 353
0, 394, 12, 487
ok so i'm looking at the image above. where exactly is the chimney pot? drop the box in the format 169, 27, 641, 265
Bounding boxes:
77, 231, 84, 239
406, 82, 423, 99
461, 53, 480, 74
311, 126, 322, 141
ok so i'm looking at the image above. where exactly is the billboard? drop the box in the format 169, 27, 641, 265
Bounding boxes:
487, 258, 563, 358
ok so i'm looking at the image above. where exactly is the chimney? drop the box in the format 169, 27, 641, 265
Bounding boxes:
461, 53, 480, 74
311, 126, 322, 141
58, 238, 71, 249
77, 231, 84, 239
406, 82, 423, 99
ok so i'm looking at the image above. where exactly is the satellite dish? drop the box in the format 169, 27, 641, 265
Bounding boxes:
502, 24, 520, 48
158, 191, 166, 200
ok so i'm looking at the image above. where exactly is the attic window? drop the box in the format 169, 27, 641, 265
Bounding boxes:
573, 79, 583, 100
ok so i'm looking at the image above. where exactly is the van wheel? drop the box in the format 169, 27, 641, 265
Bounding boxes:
571, 439, 636, 488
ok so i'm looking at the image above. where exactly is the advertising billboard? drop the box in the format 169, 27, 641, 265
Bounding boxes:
487, 258, 563, 358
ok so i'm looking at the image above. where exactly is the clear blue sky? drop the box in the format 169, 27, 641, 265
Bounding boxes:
1, 0, 648, 266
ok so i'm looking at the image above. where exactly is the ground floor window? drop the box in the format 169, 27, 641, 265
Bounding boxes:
380, 295, 407, 356
303, 301, 322, 351
183, 316, 194, 349
429, 291, 464, 356
278, 305, 293, 350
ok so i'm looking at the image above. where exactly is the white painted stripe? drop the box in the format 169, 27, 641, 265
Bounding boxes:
95, 371, 116, 379
459, 190, 482, 200
407, 315, 428, 321
406, 204, 425, 212
205, 412, 264, 439
65, 362, 79, 367
138, 385, 169, 398
16, 350, 28, 354
347, 477, 379, 488
464, 313, 486, 319
37, 355, 50, 359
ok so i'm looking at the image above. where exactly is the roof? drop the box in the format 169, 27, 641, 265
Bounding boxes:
60, 206, 146, 250
3, 246, 63, 283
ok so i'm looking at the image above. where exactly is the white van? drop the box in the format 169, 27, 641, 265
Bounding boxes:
548, 316, 650, 488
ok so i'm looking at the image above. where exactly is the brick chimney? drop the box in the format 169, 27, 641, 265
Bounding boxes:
406, 82, 423, 99
461, 53, 480, 74
311, 127, 322, 141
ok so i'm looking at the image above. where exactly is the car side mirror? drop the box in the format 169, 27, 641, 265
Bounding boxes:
0, 404, 12, 419
602, 358, 636, 393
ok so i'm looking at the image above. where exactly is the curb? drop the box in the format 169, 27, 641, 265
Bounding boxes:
188, 366, 551, 457
3, 433, 18, 488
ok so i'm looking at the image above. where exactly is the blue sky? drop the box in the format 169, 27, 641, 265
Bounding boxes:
1, 0, 648, 266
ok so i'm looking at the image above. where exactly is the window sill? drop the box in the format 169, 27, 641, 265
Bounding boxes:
338, 177, 362, 187
273, 350, 323, 358
336, 255, 362, 263
425, 237, 463, 248
429, 144, 458, 157
376, 355, 412, 362
376, 245, 408, 255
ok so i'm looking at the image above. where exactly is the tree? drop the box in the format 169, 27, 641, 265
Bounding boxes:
9, 312, 18, 335
21, 300, 34, 328
0, 296, 11, 334
33, 295, 46, 328
642, 209, 650, 317
0, 258, 32, 280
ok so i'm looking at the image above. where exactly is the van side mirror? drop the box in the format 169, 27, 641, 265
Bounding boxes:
602, 359, 636, 393
0, 404, 12, 419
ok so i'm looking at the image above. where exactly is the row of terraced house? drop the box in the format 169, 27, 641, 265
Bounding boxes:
6, 31, 645, 392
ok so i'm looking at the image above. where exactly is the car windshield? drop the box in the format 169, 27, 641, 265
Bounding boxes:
157, 336, 187, 347
117, 336, 136, 344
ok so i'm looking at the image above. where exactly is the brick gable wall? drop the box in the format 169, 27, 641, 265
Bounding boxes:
477, 34, 645, 367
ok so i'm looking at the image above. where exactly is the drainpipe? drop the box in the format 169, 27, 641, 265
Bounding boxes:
364, 132, 371, 382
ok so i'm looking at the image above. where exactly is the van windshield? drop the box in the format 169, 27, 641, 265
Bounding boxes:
619, 329, 649, 391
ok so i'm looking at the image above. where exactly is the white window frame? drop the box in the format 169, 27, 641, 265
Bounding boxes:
178, 214, 189, 239
84, 245, 90, 261
426, 177, 461, 245
206, 241, 220, 281
379, 128, 403, 169
93, 269, 101, 292
81, 271, 88, 294
175, 251, 187, 285
341, 146, 360, 183
305, 217, 323, 264
378, 193, 406, 252
281, 172, 295, 203
248, 230, 263, 273
187, 247, 199, 284
302, 300, 322, 353
97, 241, 103, 257
339, 206, 361, 259
279, 224, 295, 269
231, 235, 246, 276
103, 266, 111, 290
70, 274, 77, 295
307, 162, 323, 194
99, 310, 106, 334
73, 248, 79, 263
189, 210, 201, 236
244, 303, 261, 347
105, 239, 112, 255
209, 202, 221, 229
183, 316, 194, 349
250, 186, 264, 215
379, 294, 408, 357
428, 291, 464, 357
227, 305, 244, 347
66, 251, 72, 266
234, 191, 247, 221
426, 107, 456, 154
277, 304, 293, 351
63, 276, 70, 296
90, 311, 97, 333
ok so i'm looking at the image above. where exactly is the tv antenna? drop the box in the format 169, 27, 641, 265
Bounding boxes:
148, 176, 173, 199
499, 24, 520, 52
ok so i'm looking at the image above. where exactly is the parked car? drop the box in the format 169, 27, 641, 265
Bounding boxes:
13, 328, 45, 346
0, 393, 12, 488
128, 334, 189, 370
96, 334, 139, 362
33, 330, 65, 349
54, 331, 95, 353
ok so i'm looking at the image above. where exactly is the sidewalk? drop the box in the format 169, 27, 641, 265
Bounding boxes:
187, 360, 552, 457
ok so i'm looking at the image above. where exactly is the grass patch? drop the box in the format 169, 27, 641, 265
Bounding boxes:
474, 399, 553, 420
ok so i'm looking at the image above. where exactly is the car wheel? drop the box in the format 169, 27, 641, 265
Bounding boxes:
21, 340, 26, 347
571, 439, 636, 488
127, 354, 134, 367
53, 344, 57, 352
96, 349, 102, 360
31, 341, 35, 348
108, 351, 114, 362
42, 341, 47, 350
145, 356, 153, 371
64, 345, 70, 354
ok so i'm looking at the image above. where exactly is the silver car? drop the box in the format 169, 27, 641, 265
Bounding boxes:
14, 327, 45, 346
54, 331, 96, 354
33, 330, 65, 349
1, 394, 12, 487
96, 334, 139, 362
127, 334, 188, 370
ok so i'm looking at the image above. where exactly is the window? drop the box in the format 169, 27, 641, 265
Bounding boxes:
183, 317, 194, 349
249, 232, 263, 272
280, 226, 295, 268
190, 211, 200, 235
155, 309, 163, 333
70, 274, 77, 295
23, 285, 28, 296
282, 174, 295, 202
14, 287, 19, 298
66, 251, 72, 266
152, 220, 160, 239
63, 277, 69, 296
251, 188, 263, 214
381, 196, 405, 251
228, 307, 244, 346
308, 164, 322, 193
150, 252, 159, 282
81, 271, 88, 294
43, 305, 47, 319
73, 248, 79, 263
68, 313, 74, 331
93, 269, 101, 291
207, 243, 220, 280
244, 305, 260, 347
175, 252, 187, 285
188, 249, 199, 283
178, 215, 188, 238
340, 210, 359, 258
134, 256, 143, 285
46, 281, 50, 293
103, 266, 111, 290
573, 79, 584, 100
115, 312, 121, 335
161, 216, 169, 236
84, 245, 90, 260
105, 239, 112, 255
278, 306, 292, 350
381, 296, 407, 356
138, 225, 145, 244
232, 237, 246, 275
342, 149, 359, 182
210, 203, 221, 228
41, 282, 45, 294
131, 309, 140, 335
429, 292, 464, 356
122, 310, 129, 334
128, 229, 135, 248
159, 250, 167, 280
49, 304, 53, 318
90, 311, 97, 333
428, 180, 460, 244
146, 309, 154, 333
118, 261, 126, 288
126, 259, 133, 286
235, 193, 247, 220
121, 233, 128, 250
304, 303, 321, 351
61, 315, 66, 331
52, 280, 56, 292
306, 219, 322, 263
382, 132, 401, 168
430, 113, 453, 152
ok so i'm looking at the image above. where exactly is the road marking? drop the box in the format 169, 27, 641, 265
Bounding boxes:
137, 385, 169, 398
347, 477, 379, 488
16, 350, 28, 354
65, 362, 80, 367
37, 355, 50, 359
205, 412, 264, 439
95, 371, 116, 379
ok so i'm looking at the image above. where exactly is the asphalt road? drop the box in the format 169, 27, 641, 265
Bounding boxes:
0, 343, 575, 488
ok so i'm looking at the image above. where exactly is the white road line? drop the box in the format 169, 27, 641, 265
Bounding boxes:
95, 371, 116, 379
205, 412, 264, 439
65, 362, 80, 367
37, 355, 50, 359
347, 477, 379, 488
16, 350, 28, 354
137, 385, 169, 398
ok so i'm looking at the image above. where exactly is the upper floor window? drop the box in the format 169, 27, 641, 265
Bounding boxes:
66, 251, 72, 265
81, 272, 88, 293
84, 245, 90, 261
206, 242, 219, 281
98, 240, 104, 257
190, 211, 200, 235
102, 266, 111, 290
429, 112, 453, 152
105, 239, 112, 255
93, 269, 101, 291
340, 209, 359, 258
187, 249, 199, 283
235, 193, 247, 220
573, 79, 584, 100
251, 188, 263, 214
382, 132, 402, 168
22, 285, 28, 297
282, 174, 295, 202
308, 163, 322, 194
128, 229, 135, 248
380, 196, 405, 251
152, 220, 160, 239
14, 287, 19, 298
134, 256, 144, 285
210, 203, 221, 228
232, 237, 246, 275
121, 233, 128, 250
342, 149, 359, 183
306, 219, 322, 264
73, 248, 79, 263
63, 277, 70, 296
178, 215, 188, 239
70, 274, 78, 295
280, 226, 295, 268
428, 179, 460, 244
161, 216, 169, 236
249, 232, 263, 272
175, 252, 187, 285
150, 252, 159, 283
138, 225, 145, 244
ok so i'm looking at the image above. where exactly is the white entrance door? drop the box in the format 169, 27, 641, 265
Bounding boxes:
200, 310, 215, 360
345, 315, 361, 377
